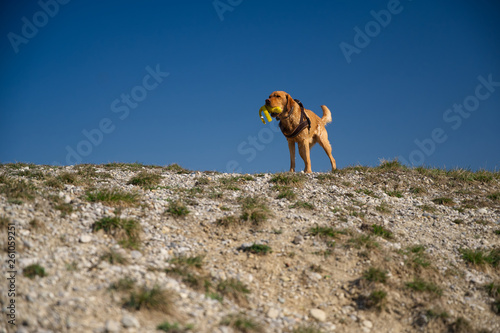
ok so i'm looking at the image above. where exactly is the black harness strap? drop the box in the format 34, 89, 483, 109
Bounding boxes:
279, 99, 311, 139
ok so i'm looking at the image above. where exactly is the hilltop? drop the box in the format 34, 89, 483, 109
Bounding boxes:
0, 162, 499, 333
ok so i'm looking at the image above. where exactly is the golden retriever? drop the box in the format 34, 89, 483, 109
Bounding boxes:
265, 91, 336, 173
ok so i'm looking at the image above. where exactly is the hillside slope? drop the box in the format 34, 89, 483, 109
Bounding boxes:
0, 162, 499, 333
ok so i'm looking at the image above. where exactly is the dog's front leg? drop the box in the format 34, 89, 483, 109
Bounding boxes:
288, 140, 296, 172
298, 142, 312, 173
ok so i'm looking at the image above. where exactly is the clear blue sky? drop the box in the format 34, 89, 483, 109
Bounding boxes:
1, 0, 499, 173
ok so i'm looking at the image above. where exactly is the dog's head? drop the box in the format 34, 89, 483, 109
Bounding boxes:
265, 91, 293, 117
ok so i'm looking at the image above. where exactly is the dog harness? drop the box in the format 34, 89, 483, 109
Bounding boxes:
279, 98, 311, 139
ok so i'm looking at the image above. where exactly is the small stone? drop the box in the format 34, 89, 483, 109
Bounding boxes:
121, 314, 140, 328
477, 208, 487, 214
79, 234, 92, 243
267, 308, 279, 319
310, 308, 326, 322
105, 320, 120, 333
64, 195, 71, 204
130, 250, 142, 259
292, 235, 304, 245
362, 320, 373, 328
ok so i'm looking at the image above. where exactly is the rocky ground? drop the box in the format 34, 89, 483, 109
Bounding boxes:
0, 162, 499, 333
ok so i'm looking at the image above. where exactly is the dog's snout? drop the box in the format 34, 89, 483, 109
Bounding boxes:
265, 99, 270, 105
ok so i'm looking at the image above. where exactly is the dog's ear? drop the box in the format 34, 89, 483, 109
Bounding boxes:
285, 93, 294, 111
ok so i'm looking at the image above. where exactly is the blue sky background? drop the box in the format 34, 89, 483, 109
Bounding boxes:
1, 0, 499, 173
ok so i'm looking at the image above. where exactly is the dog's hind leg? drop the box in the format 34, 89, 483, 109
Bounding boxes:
317, 132, 336, 171
288, 140, 296, 172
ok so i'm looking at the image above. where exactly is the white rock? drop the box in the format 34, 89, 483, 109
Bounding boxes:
105, 320, 120, 333
79, 234, 92, 243
130, 250, 142, 259
362, 320, 373, 328
267, 308, 280, 319
310, 308, 326, 322
121, 314, 140, 328
64, 195, 71, 204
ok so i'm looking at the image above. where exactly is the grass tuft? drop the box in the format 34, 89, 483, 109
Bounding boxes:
239, 197, 272, 225
220, 313, 263, 333
0, 178, 36, 203
217, 278, 250, 304
432, 197, 454, 206
165, 163, 190, 174
123, 285, 172, 313
363, 267, 388, 284
92, 216, 141, 249
127, 171, 162, 188
290, 200, 315, 210
100, 249, 128, 265
85, 188, 139, 206
460, 248, 499, 267
166, 200, 190, 217
23, 264, 47, 279
406, 277, 442, 296
242, 243, 272, 255
270, 173, 304, 186
371, 224, 393, 239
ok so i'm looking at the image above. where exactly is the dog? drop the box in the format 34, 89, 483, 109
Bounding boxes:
265, 91, 336, 173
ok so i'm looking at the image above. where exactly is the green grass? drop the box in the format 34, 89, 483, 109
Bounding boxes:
219, 175, 254, 190
220, 313, 262, 333
0, 216, 10, 228
487, 192, 500, 201
166, 200, 190, 217
123, 285, 172, 313
348, 234, 379, 250
216, 278, 250, 304
157, 321, 193, 333
85, 188, 139, 206
432, 197, 454, 206
371, 224, 393, 239
270, 173, 305, 186
309, 226, 347, 238
421, 204, 437, 213
239, 197, 272, 225
484, 281, 500, 298
92, 216, 141, 249
363, 267, 388, 284
127, 171, 162, 188
275, 185, 296, 200
290, 200, 314, 210
58, 172, 80, 185
375, 202, 391, 213
460, 248, 500, 267
366, 290, 387, 309
386, 190, 403, 198
447, 317, 473, 333
410, 187, 426, 194
215, 215, 239, 227
242, 243, 272, 255
405, 245, 431, 269
109, 277, 136, 292
169, 255, 204, 269
165, 163, 190, 174
23, 264, 47, 279
406, 277, 442, 296
377, 159, 405, 170
100, 249, 129, 265
0, 178, 36, 203
425, 308, 449, 320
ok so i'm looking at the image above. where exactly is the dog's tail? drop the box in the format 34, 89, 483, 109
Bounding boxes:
320, 105, 332, 125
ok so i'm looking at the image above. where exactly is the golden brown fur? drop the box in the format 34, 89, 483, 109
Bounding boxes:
266, 91, 336, 173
